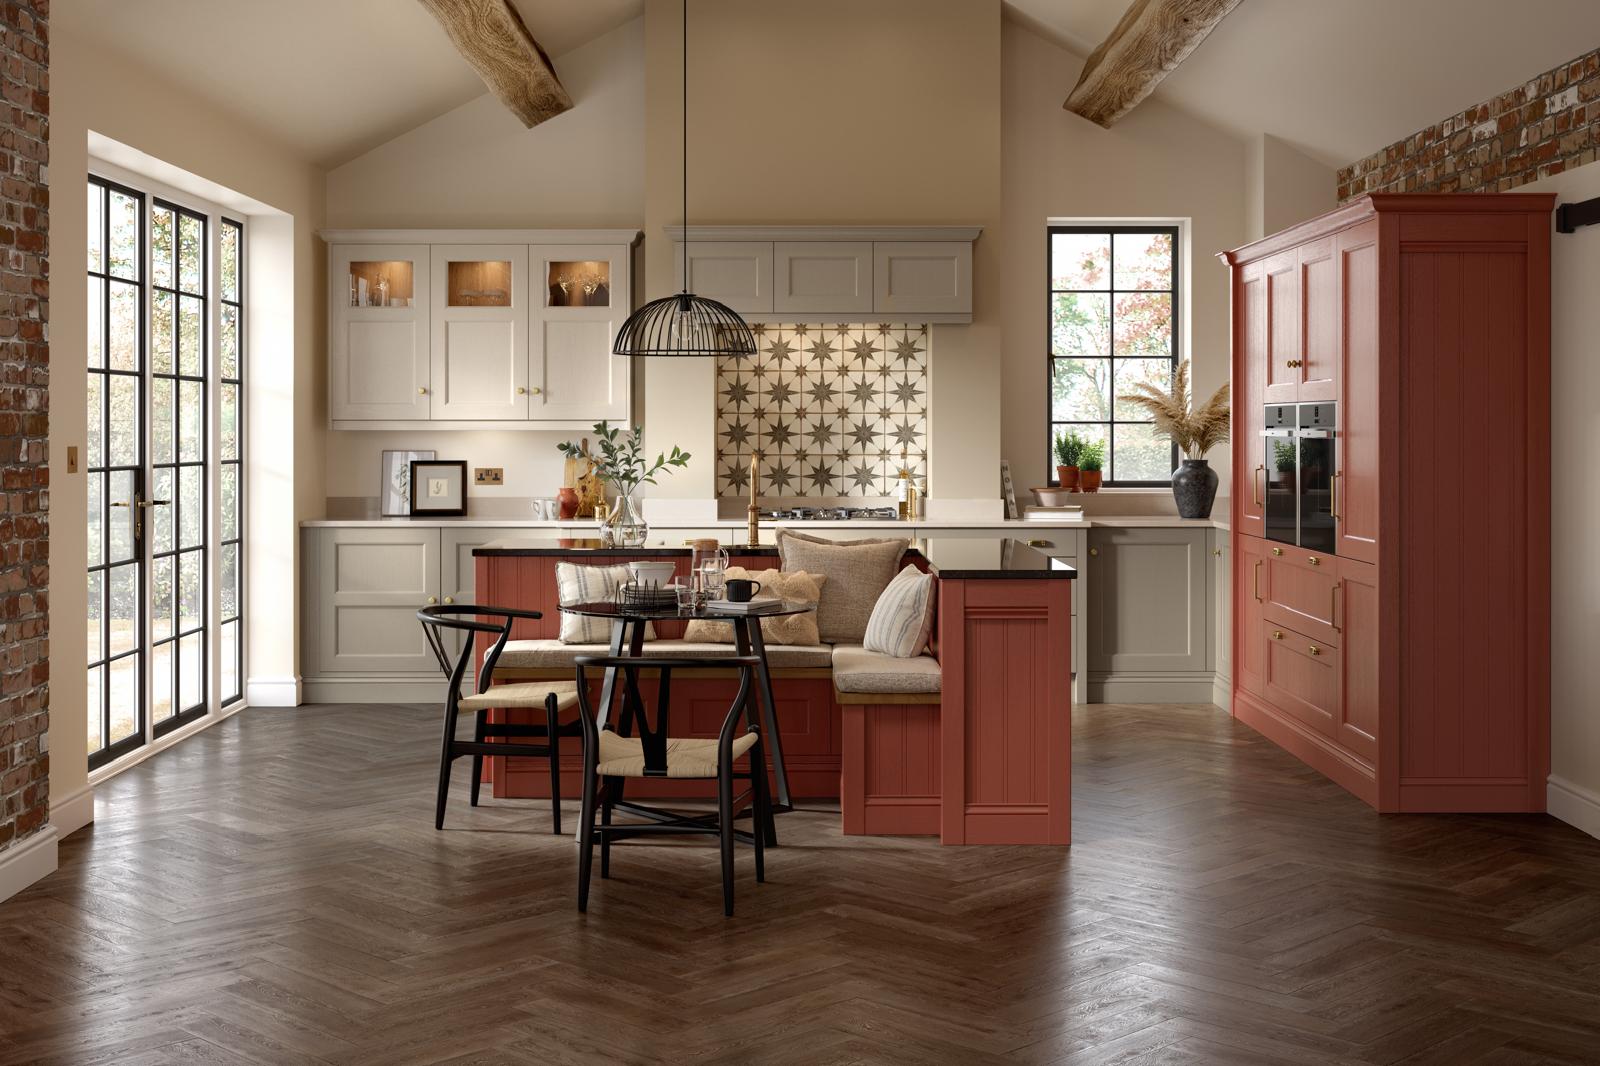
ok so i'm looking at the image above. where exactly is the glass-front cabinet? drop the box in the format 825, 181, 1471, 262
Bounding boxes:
330, 244, 431, 420
430, 245, 528, 420
529, 244, 631, 423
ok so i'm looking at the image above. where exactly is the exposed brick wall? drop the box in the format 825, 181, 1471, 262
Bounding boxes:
0, 0, 49, 857
1337, 48, 1600, 201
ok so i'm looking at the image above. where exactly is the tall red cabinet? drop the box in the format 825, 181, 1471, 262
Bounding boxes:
1220, 194, 1552, 813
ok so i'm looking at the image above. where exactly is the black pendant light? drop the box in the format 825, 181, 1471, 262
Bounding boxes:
612, 0, 757, 358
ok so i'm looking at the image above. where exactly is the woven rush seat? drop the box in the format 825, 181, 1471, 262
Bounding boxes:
594, 730, 759, 779
457, 681, 580, 711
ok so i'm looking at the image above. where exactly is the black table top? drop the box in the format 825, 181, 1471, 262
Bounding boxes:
560, 599, 817, 621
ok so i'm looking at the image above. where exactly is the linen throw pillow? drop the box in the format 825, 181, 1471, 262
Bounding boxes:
682, 568, 827, 646
556, 562, 656, 643
862, 564, 936, 658
775, 530, 908, 644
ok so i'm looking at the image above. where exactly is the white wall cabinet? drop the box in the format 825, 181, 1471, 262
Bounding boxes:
324, 229, 639, 430
873, 241, 972, 317
773, 241, 873, 314
675, 241, 774, 314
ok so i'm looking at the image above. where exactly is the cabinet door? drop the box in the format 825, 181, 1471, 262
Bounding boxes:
1264, 621, 1339, 737
1261, 542, 1341, 648
1087, 528, 1207, 675
430, 245, 528, 420
675, 241, 774, 314
316, 528, 441, 674
774, 241, 873, 314
1299, 237, 1339, 401
1263, 250, 1300, 403
330, 244, 432, 420
1212, 531, 1231, 688
441, 530, 488, 657
1234, 533, 1267, 698
1336, 556, 1379, 762
531, 244, 632, 423
1235, 264, 1267, 537
873, 241, 972, 316
1336, 221, 1380, 564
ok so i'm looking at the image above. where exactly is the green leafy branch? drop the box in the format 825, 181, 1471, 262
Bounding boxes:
557, 422, 691, 497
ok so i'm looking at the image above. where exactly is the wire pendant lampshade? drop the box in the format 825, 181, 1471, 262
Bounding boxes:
613, 0, 757, 358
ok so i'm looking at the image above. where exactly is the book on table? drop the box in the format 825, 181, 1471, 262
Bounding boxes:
705, 598, 783, 613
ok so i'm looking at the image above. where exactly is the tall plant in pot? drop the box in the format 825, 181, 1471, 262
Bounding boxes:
1118, 359, 1230, 518
1078, 439, 1105, 493
557, 422, 691, 546
1053, 429, 1086, 491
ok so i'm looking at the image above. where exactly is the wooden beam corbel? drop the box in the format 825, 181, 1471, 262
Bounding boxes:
1063, 0, 1242, 128
417, 0, 574, 128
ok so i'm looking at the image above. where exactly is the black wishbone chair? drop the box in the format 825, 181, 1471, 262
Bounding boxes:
417, 605, 580, 833
573, 654, 773, 917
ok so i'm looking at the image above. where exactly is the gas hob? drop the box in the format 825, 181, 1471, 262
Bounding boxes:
762, 506, 900, 521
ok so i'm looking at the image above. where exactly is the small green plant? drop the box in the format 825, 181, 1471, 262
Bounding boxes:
1078, 439, 1105, 473
557, 422, 691, 497
1053, 429, 1086, 468
1273, 440, 1296, 473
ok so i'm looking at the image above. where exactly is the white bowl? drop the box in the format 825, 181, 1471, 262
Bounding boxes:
627, 560, 677, 586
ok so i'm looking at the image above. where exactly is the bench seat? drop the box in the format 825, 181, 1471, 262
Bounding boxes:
830, 644, 942, 695
498, 638, 835, 670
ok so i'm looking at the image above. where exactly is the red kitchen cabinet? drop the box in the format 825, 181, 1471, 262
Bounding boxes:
1220, 194, 1552, 814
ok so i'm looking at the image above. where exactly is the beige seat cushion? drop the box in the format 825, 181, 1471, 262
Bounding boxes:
594, 730, 758, 778
682, 567, 826, 646
458, 681, 581, 711
497, 638, 834, 670
831, 644, 942, 694
776, 530, 908, 644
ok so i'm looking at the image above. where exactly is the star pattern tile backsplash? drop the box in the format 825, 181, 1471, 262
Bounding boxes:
715, 324, 929, 499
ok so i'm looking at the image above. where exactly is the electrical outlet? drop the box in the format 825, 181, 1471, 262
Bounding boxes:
474, 467, 504, 486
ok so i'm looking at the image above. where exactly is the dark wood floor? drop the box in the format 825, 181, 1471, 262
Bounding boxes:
3, 703, 1600, 1065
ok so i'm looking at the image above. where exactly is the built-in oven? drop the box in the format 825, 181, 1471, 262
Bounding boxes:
1262, 402, 1337, 554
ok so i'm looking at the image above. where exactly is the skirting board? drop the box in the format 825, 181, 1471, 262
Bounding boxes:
50, 784, 94, 839
0, 826, 59, 905
1088, 672, 1217, 704
1548, 774, 1600, 841
246, 675, 303, 707
302, 676, 444, 704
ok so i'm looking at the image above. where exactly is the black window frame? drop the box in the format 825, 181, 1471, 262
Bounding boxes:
219, 216, 244, 707
1047, 223, 1180, 487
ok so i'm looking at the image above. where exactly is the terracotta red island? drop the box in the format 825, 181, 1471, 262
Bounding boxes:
473, 537, 1076, 845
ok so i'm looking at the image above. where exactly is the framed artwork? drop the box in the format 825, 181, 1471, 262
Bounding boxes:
381, 449, 435, 516
1000, 460, 1019, 520
409, 460, 468, 517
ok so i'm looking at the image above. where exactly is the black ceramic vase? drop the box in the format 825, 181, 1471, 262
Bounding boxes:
1172, 458, 1218, 519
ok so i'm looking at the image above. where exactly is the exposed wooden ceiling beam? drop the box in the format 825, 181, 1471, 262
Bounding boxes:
1063, 0, 1242, 127
417, 0, 574, 128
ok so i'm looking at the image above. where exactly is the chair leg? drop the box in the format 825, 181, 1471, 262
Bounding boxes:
600, 794, 613, 879
578, 774, 599, 913
470, 709, 487, 807
719, 757, 736, 917
545, 694, 563, 835
751, 738, 768, 885
436, 703, 458, 831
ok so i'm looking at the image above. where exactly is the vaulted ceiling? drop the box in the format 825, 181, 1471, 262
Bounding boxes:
55, 0, 644, 167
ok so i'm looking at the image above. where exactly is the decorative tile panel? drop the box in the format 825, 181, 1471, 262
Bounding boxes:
715, 324, 929, 499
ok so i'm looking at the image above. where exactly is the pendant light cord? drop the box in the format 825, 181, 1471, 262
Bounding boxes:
681, 0, 688, 293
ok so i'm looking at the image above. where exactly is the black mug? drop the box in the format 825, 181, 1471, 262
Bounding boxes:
725, 578, 763, 603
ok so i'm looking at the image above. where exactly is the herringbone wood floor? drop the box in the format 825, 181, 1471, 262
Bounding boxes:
3, 703, 1599, 1065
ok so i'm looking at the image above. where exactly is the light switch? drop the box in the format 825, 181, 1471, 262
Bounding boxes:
474, 467, 504, 485
67, 445, 77, 473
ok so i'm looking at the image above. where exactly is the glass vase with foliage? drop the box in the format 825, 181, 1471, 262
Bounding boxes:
1116, 358, 1230, 516
557, 422, 691, 546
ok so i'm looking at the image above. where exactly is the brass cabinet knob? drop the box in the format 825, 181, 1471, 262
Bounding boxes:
1088, 547, 1099, 557
1307, 555, 1320, 566
529, 386, 542, 395
418, 387, 427, 395
1271, 630, 1284, 640
1308, 645, 1321, 656
1213, 548, 1222, 556
443, 596, 454, 605
426, 596, 438, 605
517, 387, 527, 395
1271, 546, 1283, 556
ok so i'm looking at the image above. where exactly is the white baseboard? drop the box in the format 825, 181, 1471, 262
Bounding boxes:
50, 784, 94, 839
1548, 774, 1600, 841
1088, 671, 1217, 704
246, 675, 302, 707
0, 826, 59, 905
302, 676, 443, 704
1211, 675, 1232, 713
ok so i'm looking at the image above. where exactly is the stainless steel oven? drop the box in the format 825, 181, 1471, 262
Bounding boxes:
1262, 402, 1337, 554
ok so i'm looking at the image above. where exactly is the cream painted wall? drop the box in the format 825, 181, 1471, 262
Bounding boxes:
1523, 162, 1600, 840
53, 30, 326, 817
323, 19, 646, 506
1258, 134, 1336, 240
642, 0, 1002, 504
1001, 17, 1248, 495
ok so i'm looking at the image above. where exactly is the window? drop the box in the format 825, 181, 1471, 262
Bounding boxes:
1048, 225, 1178, 486
87, 173, 245, 770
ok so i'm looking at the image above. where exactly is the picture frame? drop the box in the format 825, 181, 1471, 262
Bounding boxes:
409, 460, 468, 517
1000, 459, 1019, 520
380, 449, 435, 516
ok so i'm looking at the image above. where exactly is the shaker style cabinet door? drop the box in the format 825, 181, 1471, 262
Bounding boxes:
315, 529, 442, 675
1262, 250, 1301, 403
1233, 533, 1268, 699
1298, 237, 1340, 402
330, 244, 432, 420
1234, 264, 1267, 537
429, 245, 529, 420
1335, 221, 1380, 565
773, 241, 873, 314
873, 241, 972, 316
530, 244, 632, 423
675, 241, 774, 314
1335, 556, 1379, 763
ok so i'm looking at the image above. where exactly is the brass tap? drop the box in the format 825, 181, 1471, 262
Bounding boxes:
747, 452, 761, 546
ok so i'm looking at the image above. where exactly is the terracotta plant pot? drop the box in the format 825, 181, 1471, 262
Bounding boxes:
557, 486, 580, 520
1056, 465, 1080, 492
1080, 470, 1102, 493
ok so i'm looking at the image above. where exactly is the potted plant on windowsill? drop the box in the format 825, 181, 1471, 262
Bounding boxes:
1053, 429, 1086, 491
557, 422, 690, 547
1117, 358, 1230, 519
1078, 440, 1105, 493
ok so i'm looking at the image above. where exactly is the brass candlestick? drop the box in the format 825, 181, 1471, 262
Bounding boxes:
747, 452, 761, 546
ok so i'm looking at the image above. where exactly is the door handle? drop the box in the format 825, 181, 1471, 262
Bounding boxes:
1254, 464, 1264, 506
1331, 470, 1341, 522
1253, 560, 1262, 602
1331, 580, 1342, 632
112, 496, 169, 541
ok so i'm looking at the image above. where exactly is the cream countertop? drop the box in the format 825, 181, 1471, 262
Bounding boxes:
300, 515, 1229, 531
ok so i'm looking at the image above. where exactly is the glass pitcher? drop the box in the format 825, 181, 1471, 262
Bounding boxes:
689, 539, 728, 605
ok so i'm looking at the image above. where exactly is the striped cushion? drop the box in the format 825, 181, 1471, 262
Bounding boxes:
862, 564, 935, 658
556, 563, 656, 644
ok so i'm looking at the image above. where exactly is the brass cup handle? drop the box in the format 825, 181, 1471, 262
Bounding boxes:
1271, 630, 1284, 640
1307, 555, 1320, 566
1271, 546, 1283, 556
1308, 645, 1321, 656
1027, 539, 1052, 548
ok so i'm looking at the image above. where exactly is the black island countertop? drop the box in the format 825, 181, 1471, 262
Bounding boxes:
472, 536, 1075, 581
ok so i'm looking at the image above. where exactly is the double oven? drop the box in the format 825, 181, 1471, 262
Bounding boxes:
1262, 402, 1336, 555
